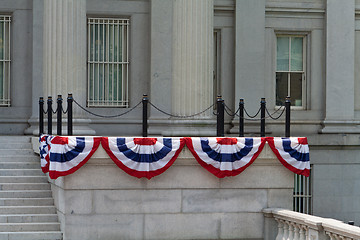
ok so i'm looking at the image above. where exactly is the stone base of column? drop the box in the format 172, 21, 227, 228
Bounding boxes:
148, 118, 217, 137
25, 117, 96, 136
320, 120, 360, 134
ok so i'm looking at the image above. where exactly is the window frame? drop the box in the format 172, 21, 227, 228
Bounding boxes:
86, 17, 129, 108
0, 15, 11, 107
275, 33, 307, 110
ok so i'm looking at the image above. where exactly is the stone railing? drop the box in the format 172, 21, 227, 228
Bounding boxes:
263, 208, 360, 240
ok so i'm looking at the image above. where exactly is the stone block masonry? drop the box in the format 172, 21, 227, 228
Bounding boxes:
37, 141, 294, 240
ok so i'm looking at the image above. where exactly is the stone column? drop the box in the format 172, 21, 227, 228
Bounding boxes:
172, 0, 213, 117
149, 0, 215, 136
321, 0, 356, 133
42, 0, 95, 135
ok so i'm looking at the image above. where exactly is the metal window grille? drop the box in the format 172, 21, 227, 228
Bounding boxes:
0, 15, 11, 106
87, 18, 129, 107
293, 167, 312, 214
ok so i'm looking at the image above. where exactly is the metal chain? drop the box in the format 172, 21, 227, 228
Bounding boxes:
73, 99, 142, 118
244, 107, 261, 119
149, 101, 215, 118
62, 105, 68, 114
224, 103, 240, 117
265, 106, 286, 120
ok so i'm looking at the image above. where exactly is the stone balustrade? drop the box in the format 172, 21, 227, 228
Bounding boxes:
263, 208, 360, 240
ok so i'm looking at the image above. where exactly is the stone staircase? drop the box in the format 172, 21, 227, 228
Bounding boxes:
0, 136, 62, 240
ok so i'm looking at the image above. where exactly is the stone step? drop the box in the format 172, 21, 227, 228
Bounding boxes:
0, 156, 40, 162
0, 176, 48, 184
0, 183, 50, 191
0, 198, 54, 207
0, 136, 31, 143
0, 191, 52, 198
0, 162, 41, 169
0, 169, 44, 176
0, 214, 59, 223
0, 149, 36, 156
0, 231, 62, 240
0, 143, 32, 149
0, 206, 56, 215
0, 222, 60, 232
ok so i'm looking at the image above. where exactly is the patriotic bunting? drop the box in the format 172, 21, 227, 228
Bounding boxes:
39, 134, 53, 173
266, 137, 310, 177
185, 137, 266, 178
101, 137, 185, 179
38, 136, 310, 179
47, 136, 101, 179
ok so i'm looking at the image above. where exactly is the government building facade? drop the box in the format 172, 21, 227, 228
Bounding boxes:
1, 0, 360, 229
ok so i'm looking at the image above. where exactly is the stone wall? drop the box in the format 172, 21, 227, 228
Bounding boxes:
46, 143, 294, 240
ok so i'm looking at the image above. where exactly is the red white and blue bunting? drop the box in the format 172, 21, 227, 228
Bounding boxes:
185, 137, 266, 178
266, 137, 310, 177
39, 136, 310, 179
39, 134, 54, 173
101, 137, 185, 179
46, 136, 100, 179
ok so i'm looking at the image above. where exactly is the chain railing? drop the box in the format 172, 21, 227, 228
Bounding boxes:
39, 94, 291, 137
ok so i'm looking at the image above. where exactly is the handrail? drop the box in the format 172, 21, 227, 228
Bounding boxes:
263, 208, 360, 240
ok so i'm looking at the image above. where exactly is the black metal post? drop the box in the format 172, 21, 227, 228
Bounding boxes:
142, 94, 148, 137
39, 97, 44, 136
67, 94, 73, 136
47, 96, 53, 135
285, 96, 291, 137
216, 95, 224, 137
57, 95, 62, 135
239, 99, 244, 137
260, 98, 266, 137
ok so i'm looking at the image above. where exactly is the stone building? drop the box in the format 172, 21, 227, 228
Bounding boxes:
0, 0, 360, 230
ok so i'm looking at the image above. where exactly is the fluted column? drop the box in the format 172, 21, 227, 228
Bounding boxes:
172, 0, 213, 117
42, 0, 95, 135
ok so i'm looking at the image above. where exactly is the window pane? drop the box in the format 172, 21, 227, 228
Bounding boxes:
291, 37, 303, 71
277, 37, 289, 71
276, 72, 288, 106
290, 73, 303, 106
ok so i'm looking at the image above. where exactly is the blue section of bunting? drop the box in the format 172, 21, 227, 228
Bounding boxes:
282, 138, 309, 162
116, 138, 173, 163
200, 138, 254, 162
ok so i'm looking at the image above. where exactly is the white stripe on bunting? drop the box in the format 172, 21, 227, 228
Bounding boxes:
101, 137, 185, 179
266, 137, 310, 177
48, 136, 100, 179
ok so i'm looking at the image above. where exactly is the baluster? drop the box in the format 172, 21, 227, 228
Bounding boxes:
292, 223, 300, 240
282, 221, 289, 240
287, 223, 294, 240
275, 219, 284, 240
299, 226, 306, 240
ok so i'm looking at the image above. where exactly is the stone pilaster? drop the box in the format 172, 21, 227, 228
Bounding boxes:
321, 0, 356, 133
41, 0, 94, 135
230, 0, 266, 135
149, 0, 215, 136
172, 0, 213, 117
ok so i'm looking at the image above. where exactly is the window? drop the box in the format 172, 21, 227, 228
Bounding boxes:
87, 18, 129, 107
293, 168, 312, 214
276, 35, 306, 108
0, 15, 11, 106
